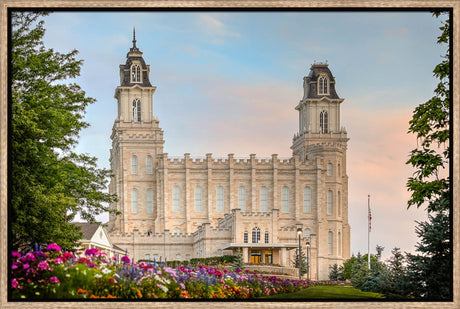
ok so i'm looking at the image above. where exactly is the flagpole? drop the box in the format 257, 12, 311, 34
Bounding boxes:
368, 194, 371, 270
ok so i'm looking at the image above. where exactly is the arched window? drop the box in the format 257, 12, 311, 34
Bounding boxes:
195, 186, 202, 211
252, 227, 261, 243
131, 64, 141, 83
243, 231, 248, 243
328, 231, 333, 255
327, 190, 333, 215
146, 156, 153, 174
281, 187, 289, 212
216, 186, 224, 212
265, 231, 269, 243
173, 186, 180, 212
338, 163, 341, 177
327, 163, 333, 176
318, 75, 328, 95
260, 187, 268, 212
320, 111, 328, 133
303, 187, 311, 212
131, 189, 138, 213
304, 228, 311, 239
238, 186, 246, 212
146, 188, 153, 213
133, 99, 141, 122
131, 155, 138, 174
173, 228, 181, 235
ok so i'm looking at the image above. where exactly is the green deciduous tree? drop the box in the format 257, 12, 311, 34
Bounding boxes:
404, 11, 451, 300
10, 11, 117, 251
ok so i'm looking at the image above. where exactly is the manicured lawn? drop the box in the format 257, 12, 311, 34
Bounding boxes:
261, 285, 385, 299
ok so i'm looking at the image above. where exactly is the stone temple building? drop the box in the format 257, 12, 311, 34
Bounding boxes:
107, 34, 350, 280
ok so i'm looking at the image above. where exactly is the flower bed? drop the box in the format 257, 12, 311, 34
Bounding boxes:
11, 244, 311, 299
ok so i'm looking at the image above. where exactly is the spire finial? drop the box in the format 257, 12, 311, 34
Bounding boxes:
132, 27, 137, 48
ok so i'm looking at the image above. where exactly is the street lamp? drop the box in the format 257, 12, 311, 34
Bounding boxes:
306, 233, 316, 282
297, 228, 302, 280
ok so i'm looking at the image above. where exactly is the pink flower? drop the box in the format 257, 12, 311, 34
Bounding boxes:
54, 257, 64, 265
111, 256, 118, 260
121, 255, 130, 264
21, 252, 36, 263
37, 261, 49, 271
11, 262, 20, 270
60, 252, 74, 261
11, 279, 19, 289
12, 251, 21, 259
85, 248, 100, 257
49, 276, 60, 284
46, 243, 61, 252
23, 263, 30, 270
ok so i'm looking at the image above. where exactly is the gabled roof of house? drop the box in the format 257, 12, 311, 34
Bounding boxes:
73, 222, 102, 240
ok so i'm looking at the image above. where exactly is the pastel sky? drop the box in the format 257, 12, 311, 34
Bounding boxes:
39, 11, 447, 259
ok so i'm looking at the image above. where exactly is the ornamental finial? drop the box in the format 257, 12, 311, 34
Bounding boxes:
133, 27, 137, 48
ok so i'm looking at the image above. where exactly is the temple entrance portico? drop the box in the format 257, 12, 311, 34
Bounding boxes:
221, 243, 298, 266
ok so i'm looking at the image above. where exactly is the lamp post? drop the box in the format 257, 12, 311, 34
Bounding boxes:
297, 228, 302, 280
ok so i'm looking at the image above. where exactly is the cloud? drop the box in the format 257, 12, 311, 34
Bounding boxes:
196, 14, 240, 44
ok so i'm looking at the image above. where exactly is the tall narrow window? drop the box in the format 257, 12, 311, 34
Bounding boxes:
238, 186, 246, 212
133, 99, 141, 122
264, 231, 269, 243
281, 187, 289, 212
260, 187, 268, 212
327, 163, 333, 176
131, 189, 138, 213
146, 189, 153, 213
131, 155, 138, 174
131, 64, 141, 83
328, 231, 333, 255
318, 75, 328, 95
146, 156, 153, 174
303, 187, 311, 212
338, 191, 341, 216
320, 111, 328, 133
304, 228, 311, 239
338, 231, 342, 256
216, 186, 224, 212
173, 186, 180, 212
244, 231, 248, 243
195, 186, 202, 211
327, 190, 333, 215
252, 227, 261, 243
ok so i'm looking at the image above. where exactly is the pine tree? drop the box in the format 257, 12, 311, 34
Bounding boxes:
10, 11, 117, 250
292, 248, 308, 277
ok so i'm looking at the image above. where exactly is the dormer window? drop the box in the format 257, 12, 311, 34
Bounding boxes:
318, 75, 329, 95
133, 99, 141, 122
131, 64, 141, 83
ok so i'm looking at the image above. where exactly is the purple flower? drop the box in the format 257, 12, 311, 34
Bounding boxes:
37, 261, 49, 271
46, 243, 62, 252
49, 276, 60, 284
121, 255, 130, 264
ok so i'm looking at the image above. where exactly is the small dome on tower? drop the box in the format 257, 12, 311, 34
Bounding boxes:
303, 62, 340, 99
119, 28, 152, 87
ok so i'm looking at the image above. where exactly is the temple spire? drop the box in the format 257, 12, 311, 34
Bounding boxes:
132, 27, 137, 48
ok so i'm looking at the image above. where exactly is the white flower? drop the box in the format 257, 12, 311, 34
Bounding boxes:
101, 268, 111, 274
94, 274, 103, 279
